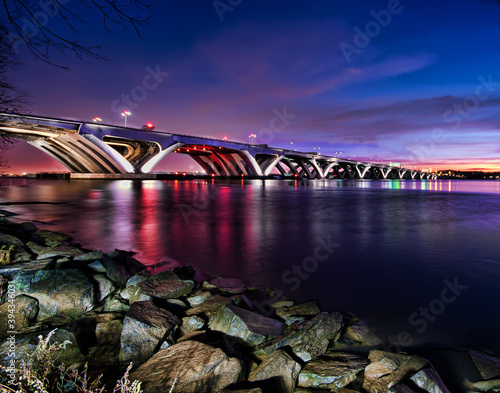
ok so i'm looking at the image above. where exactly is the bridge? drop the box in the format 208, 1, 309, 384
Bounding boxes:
0, 113, 437, 180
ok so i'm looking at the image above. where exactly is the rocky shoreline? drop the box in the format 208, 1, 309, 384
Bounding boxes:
0, 212, 499, 392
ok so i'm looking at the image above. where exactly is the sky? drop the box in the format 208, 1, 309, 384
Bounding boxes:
2, 0, 500, 173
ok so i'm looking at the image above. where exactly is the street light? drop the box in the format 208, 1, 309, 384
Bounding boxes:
121, 110, 131, 127
249, 133, 256, 143
223, 136, 228, 141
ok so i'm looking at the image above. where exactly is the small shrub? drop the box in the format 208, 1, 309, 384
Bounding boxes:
0, 329, 143, 393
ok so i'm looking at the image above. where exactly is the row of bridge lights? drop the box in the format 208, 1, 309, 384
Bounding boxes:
93, 111, 155, 131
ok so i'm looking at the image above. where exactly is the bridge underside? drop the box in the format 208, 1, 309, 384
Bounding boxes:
0, 115, 437, 180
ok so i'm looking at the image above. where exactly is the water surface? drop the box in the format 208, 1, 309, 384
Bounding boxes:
1, 178, 499, 353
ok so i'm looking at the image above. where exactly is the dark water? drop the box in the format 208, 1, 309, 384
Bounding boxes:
1, 178, 500, 353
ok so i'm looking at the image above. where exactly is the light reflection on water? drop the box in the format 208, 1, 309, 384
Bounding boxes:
1, 178, 500, 352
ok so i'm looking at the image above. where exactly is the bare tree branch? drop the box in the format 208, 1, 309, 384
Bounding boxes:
0, 0, 154, 69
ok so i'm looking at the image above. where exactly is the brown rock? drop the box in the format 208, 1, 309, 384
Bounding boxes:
275, 301, 320, 322
208, 304, 284, 346
119, 300, 180, 367
130, 340, 242, 393
363, 350, 427, 393
470, 350, 500, 380
248, 349, 301, 393
298, 350, 368, 389
410, 368, 450, 393
254, 312, 343, 362
139, 270, 194, 299
186, 294, 233, 318
0, 295, 38, 338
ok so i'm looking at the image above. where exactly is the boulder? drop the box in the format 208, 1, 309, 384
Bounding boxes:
186, 294, 233, 317
470, 350, 500, 380
0, 232, 24, 247
129, 340, 242, 393
17, 222, 38, 233
187, 291, 212, 307
96, 319, 123, 345
88, 260, 107, 273
139, 271, 194, 300
93, 274, 115, 302
342, 324, 383, 346
119, 300, 180, 367
255, 312, 343, 362
120, 283, 152, 304
37, 230, 70, 246
101, 255, 133, 287
248, 349, 301, 393
37, 245, 85, 259
464, 378, 500, 392
275, 301, 320, 323
0, 328, 84, 368
298, 351, 369, 389
410, 368, 450, 393
74, 249, 103, 261
26, 241, 45, 255
0, 295, 39, 338
179, 316, 205, 336
11, 269, 94, 320
103, 295, 130, 312
209, 304, 284, 346
363, 350, 427, 393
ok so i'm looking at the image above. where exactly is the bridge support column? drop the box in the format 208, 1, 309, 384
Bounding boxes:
356, 165, 371, 179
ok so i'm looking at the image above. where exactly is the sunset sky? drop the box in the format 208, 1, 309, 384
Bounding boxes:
3, 0, 500, 173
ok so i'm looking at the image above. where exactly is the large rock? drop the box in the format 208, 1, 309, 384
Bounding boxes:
275, 301, 320, 323
101, 255, 133, 287
464, 378, 500, 392
186, 294, 233, 317
119, 300, 180, 367
139, 271, 194, 300
298, 350, 369, 389
92, 274, 115, 302
11, 269, 94, 320
255, 312, 343, 362
187, 291, 212, 307
96, 319, 123, 345
209, 304, 284, 346
0, 295, 39, 338
248, 349, 301, 393
37, 245, 85, 259
179, 316, 205, 336
410, 368, 450, 393
130, 340, 242, 393
342, 324, 383, 346
363, 350, 427, 393
0, 232, 25, 247
0, 328, 84, 368
470, 350, 500, 380
38, 230, 70, 247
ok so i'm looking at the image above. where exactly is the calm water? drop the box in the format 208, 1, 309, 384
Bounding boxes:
1, 178, 500, 353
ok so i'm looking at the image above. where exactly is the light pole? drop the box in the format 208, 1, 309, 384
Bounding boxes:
249, 133, 256, 144
121, 110, 131, 127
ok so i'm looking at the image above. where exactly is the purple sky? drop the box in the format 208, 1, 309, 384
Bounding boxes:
3, 0, 500, 173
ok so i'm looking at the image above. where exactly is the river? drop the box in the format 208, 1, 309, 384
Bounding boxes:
1, 177, 499, 354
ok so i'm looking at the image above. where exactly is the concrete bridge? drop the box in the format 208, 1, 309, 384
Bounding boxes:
0, 113, 437, 180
